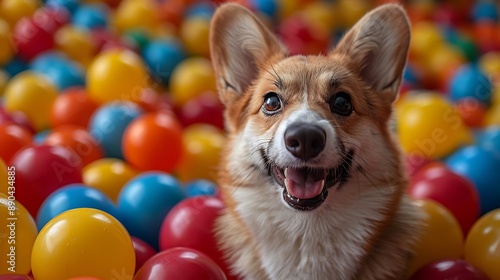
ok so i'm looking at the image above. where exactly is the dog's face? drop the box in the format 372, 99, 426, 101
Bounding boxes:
210, 4, 410, 212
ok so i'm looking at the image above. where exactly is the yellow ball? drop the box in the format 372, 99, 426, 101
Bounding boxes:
278, 0, 301, 20
406, 199, 464, 277
180, 17, 210, 57
0, 193, 38, 275
0, 69, 9, 97
55, 25, 97, 68
113, 0, 160, 33
87, 49, 149, 104
410, 21, 445, 61
465, 209, 500, 280
425, 44, 465, 78
4, 71, 58, 131
83, 158, 138, 202
479, 52, 500, 85
0, 0, 38, 27
396, 92, 471, 159
0, 19, 14, 65
32, 208, 135, 280
337, 0, 370, 28
300, 2, 337, 32
169, 57, 217, 106
485, 103, 500, 126
176, 124, 226, 182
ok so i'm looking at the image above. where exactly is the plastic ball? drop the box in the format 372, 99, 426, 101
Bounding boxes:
117, 172, 186, 249
142, 39, 186, 86
408, 162, 480, 235
449, 64, 492, 106
298, 2, 336, 33
46, 0, 80, 14
455, 97, 487, 128
176, 124, 225, 182
406, 199, 464, 277
425, 44, 465, 91
13, 17, 55, 62
410, 21, 444, 60
50, 87, 99, 128
396, 93, 471, 159
480, 52, 500, 84
410, 259, 489, 280
472, 1, 499, 22
159, 196, 229, 276
32, 6, 70, 33
0, 0, 38, 28
122, 28, 151, 51
180, 16, 210, 57
477, 126, 500, 156
87, 50, 149, 104
134, 88, 173, 113
113, 0, 161, 33
0, 69, 7, 95
88, 102, 143, 158
0, 123, 33, 163
131, 237, 157, 273
485, 103, 500, 126
0, 275, 33, 280
474, 21, 500, 54
278, 15, 329, 55
405, 153, 433, 177
0, 158, 7, 190
134, 247, 227, 280
0, 109, 34, 134
185, 2, 215, 18
42, 59, 86, 90
3, 71, 58, 131
72, 4, 108, 30
55, 25, 97, 67
44, 125, 103, 167
169, 57, 217, 106
446, 145, 500, 214
83, 158, 138, 202
36, 184, 118, 229
122, 112, 183, 173
180, 92, 225, 129
11, 145, 82, 217
0, 19, 15, 65
465, 209, 500, 280
337, 0, 370, 28
3, 57, 28, 78
185, 179, 219, 197
29, 50, 68, 73
31, 208, 135, 280
0, 194, 38, 275
33, 130, 50, 144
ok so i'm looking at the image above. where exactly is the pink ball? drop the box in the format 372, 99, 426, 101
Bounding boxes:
13, 18, 55, 61
410, 259, 489, 280
132, 237, 157, 273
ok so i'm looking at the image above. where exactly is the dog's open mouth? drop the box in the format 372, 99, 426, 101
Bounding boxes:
269, 150, 354, 211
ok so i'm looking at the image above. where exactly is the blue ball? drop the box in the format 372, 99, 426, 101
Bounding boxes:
37, 184, 118, 230
46, 0, 80, 14
30, 51, 68, 73
403, 63, 419, 85
185, 179, 218, 197
185, 2, 215, 19
472, 1, 499, 22
117, 172, 186, 249
448, 64, 492, 106
72, 4, 108, 30
34, 130, 51, 144
142, 39, 186, 86
41, 60, 85, 90
477, 126, 500, 156
3, 57, 28, 77
446, 145, 500, 214
89, 102, 143, 159
249, 0, 277, 18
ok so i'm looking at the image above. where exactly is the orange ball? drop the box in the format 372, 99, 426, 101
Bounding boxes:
123, 112, 183, 173
50, 87, 100, 128
0, 123, 33, 163
455, 98, 487, 128
44, 125, 103, 167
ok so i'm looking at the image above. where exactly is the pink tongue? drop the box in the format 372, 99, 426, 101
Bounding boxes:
285, 168, 326, 199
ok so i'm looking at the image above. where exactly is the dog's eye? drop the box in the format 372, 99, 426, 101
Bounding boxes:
330, 92, 353, 116
262, 92, 282, 114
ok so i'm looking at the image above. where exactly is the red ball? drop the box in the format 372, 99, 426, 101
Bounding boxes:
11, 145, 83, 217
410, 259, 489, 280
180, 92, 224, 129
134, 247, 227, 280
159, 196, 235, 279
122, 112, 183, 173
132, 237, 157, 273
13, 17, 55, 62
405, 153, 433, 177
279, 15, 329, 55
0, 275, 33, 280
50, 87, 100, 128
0, 108, 35, 134
33, 6, 70, 33
0, 123, 33, 163
408, 162, 480, 235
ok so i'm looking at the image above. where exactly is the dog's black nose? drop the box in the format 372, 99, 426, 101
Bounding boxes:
284, 123, 326, 160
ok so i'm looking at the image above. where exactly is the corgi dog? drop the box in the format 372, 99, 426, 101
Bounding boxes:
210, 3, 425, 280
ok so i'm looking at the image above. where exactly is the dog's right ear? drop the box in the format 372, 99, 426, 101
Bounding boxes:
210, 3, 287, 106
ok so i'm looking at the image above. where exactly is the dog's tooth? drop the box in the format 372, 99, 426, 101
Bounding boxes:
284, 168, 288, 178
284, 178, 290, 189
320, 180, 325, 189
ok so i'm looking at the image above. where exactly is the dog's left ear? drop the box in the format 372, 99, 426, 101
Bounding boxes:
334, 4, 410, 103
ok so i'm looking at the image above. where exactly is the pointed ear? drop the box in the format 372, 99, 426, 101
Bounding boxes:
333, 4, 410, 103
210, 3, 287, 106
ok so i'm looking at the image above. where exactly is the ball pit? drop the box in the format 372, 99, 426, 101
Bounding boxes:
0, 0, 498, 278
